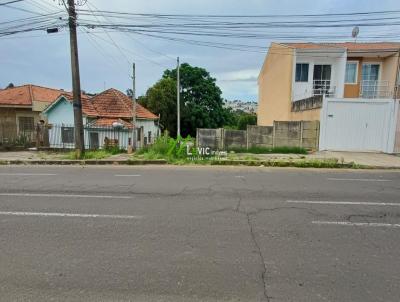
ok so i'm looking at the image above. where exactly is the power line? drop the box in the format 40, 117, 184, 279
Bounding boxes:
0, 0, 25, 5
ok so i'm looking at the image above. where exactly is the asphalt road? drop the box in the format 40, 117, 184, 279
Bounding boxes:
0, 165, 399, 302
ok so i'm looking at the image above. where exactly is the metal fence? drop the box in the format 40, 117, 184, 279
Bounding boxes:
47, 124, 138, 150
0, 122, 35, 148
0, 122, 151, 151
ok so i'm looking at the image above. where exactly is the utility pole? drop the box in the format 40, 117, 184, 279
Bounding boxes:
132, 62, 137, 150
177, 57, 181, 138
67, 0, 84, 158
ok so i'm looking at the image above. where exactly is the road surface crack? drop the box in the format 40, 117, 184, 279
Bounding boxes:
246, 212, 270, 302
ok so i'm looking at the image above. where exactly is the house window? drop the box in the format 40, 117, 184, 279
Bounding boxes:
345, 62, 358, 84
61, 127, 74, 144
148, 131, 152, 144
18, 117, 34, 132
295, 63, 309, 82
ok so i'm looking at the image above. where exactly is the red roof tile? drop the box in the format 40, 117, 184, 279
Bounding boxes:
91, 88, 159, 120
282, 43, 343, 50
61, 93, 97, 117
332, 42, 400, 51
0, 84, 69, 106
89, 118, 134, 129
281, 42, 400, 51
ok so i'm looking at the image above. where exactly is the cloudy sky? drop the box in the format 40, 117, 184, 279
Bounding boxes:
0, 0, 399, 101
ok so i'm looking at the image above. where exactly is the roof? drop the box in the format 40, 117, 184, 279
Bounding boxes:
0, 84, 68, 107
91, 88, 159, 120
61, 93, 97, 117
280, 42, 400, 52
89, 118, 134, 129
333, 42, 400, 52
281, 43, 343, 50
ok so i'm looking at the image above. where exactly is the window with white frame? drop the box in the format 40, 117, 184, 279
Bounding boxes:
345, 62, 358, 84
295, 63, 309, 82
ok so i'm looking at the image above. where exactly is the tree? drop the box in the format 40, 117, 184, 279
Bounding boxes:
138, 78, 177, 136
6, 83, 14, 89
163, 63, 229, 137
237, 113, 257, 130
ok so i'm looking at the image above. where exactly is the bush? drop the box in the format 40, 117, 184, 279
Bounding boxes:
136, 134, 197, 163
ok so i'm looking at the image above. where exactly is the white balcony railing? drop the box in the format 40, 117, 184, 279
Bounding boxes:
360, 80, 391, 99
313, 80, 336, 97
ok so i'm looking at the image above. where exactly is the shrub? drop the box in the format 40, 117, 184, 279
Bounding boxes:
135, 135, 197, 163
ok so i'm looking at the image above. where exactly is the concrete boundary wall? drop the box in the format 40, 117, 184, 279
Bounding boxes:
197, 121, 320, 150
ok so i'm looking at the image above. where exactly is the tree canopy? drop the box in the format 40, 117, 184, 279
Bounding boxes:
139, 63, 231, 137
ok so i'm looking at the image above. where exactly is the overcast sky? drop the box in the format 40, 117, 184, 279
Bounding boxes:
0, 0, 399, 101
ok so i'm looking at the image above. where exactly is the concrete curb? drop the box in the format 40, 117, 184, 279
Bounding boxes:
0, 159, 168, 166
0, 159, 398, 170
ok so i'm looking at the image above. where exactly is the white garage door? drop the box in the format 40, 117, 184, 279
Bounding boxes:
320, 98, 396, 152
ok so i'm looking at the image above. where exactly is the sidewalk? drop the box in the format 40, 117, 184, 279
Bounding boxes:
312, 151, 400, 168
0, 150, 399, 169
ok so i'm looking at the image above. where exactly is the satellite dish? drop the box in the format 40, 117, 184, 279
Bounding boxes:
352, 26, 360, 40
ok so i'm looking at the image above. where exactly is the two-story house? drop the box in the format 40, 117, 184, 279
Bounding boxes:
258, 42, 400, 126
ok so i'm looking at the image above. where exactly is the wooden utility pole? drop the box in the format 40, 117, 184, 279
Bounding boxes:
132, 62, 137, 150
177, 57, 181, 138
67, 0, 85, 158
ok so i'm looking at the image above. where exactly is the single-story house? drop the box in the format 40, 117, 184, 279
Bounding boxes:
0, 84, 70, 144
42, 88, 160, 149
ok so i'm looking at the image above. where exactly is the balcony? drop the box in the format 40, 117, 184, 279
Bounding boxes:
313, 80, 336, 97
360, 80, 392, 99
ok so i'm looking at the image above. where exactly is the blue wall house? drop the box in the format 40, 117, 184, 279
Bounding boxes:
42, 89, 160, 150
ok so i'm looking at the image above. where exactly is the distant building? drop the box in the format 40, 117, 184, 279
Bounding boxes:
224, 100, 258, 114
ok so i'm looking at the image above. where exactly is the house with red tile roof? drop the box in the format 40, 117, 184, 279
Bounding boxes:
42, 88, 159, 149
0, 84, 73, 144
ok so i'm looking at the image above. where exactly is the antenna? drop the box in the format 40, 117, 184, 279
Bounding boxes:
352, 26, 359, 43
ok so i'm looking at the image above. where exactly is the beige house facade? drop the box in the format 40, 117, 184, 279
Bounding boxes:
258, 42, 400, 126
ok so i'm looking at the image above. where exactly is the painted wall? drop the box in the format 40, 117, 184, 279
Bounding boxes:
382, 54, 399, 96
344, 57, 362, 98
136, 119, 160, 144
344, 55, 399, 99
290, 108, 322, 122
292, 50, 346, 102
45, 98, 76, 126
44, 97, 160, 149
258, 43, 294, 126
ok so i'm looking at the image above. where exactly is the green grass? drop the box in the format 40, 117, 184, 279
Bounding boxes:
228, 146, 308, 154
134, 135, 198, 164
64, 148, 124, 160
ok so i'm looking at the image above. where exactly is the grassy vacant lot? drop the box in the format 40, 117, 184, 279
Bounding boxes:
132, 136, 359, 168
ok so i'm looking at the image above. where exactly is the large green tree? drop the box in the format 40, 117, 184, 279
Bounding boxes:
162, 63, 229, 137
138, 77, 177, 136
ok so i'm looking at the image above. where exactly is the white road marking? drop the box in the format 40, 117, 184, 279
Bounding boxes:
0, 173, 58, 176
327, 178, 391, 182
0, 211, 142, 219
115, 175, 141, 177
0, 193, 132, 199
287, 200, 400, 207
312, 221, 400, 228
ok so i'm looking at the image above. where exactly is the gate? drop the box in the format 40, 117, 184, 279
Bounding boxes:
319, 98, 398, 153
